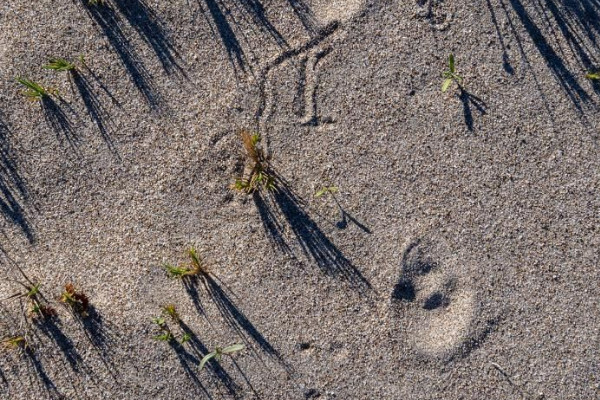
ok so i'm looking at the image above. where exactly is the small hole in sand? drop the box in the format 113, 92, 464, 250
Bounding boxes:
422, 292, 450, 310
391, 279, 415, 302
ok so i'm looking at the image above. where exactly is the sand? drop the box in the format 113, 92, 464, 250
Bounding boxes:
0, 0, 598, 399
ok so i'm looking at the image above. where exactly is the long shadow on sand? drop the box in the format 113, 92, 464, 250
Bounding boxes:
41, 97, 80, 153
165, 337, 212, 398
457, 87, 487, 132
196, 0, 318, 74
253, 172, 371, 293
24, 348, 65, 400
486, 0, 600, 113
112, 0, 184, 76
0, 113, 34, 243
183, 273, 288, 371
74, 305, 123, 383
70, 68, 120, 157
34, 318, 85, 373
176, 319, 242, 398
79, 1, 161, 109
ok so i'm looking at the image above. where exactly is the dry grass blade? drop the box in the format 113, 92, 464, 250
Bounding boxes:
241, 129, 261, 164
59, 283, 90, 317
232, 129, 276, 193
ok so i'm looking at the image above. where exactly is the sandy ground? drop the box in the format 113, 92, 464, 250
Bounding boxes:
0, 0, 598, 399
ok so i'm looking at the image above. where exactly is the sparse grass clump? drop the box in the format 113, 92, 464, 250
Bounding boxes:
1, 335, 29, 351
200, 343, 245, 370
152, 305, 191, 344
4, 268, 56, 322
17, 78, 53, 100
315, 186, 338, 198
232, 130, 276, 193
43, 58, 76, 72
441, 53, 463, 92
29, 303, 58, 321
59, 283, 89, 317
164, 247, 209, 280
152, 317, 175, 343
162, 304, 180, 322
43, 56, 88, 74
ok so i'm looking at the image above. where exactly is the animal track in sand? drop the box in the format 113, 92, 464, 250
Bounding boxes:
414, 0, 453, 31
391, 237, 479, 360
257, 0, 367, 127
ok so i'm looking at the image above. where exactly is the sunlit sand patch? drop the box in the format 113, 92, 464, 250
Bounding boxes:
311, 0, 366, 24
410, 289, 476, 356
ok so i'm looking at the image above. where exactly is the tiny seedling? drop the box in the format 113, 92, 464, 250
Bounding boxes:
164, 247, 209, 280
586, 71, 600, 80
3, 269, 54, 321
43, 56, 88, 73
152, 317, 175, 342
152, 314, 190, 344
43, 58, 76, 72
180, 333, 192, 344
17, 78, 53, 100
162, 304, 180, 322
441, 54, 463, 92
232, 130, 276, 194
59, 283, 89, 317
200, 343, 245, 370
29, 303, 58, 321
88, 0, 105, 5
315, 186, 338, 198
1, 335, 28, 351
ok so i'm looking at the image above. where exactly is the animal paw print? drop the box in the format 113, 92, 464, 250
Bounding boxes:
391, 238, 478, 360
414, 0, 453, 31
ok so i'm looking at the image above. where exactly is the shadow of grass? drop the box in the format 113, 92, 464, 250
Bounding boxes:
457, 87, 487, 132
23, 347, 66, 400
79, 1, 161, 109
196, 0, 304, 75
34, 317, 85, 373
41, 97, 79, 152
177, 319, 241, 398
166, 338, 213, 398
488, 0, 600, 114
254, 172, 371, 293
112, 0, 184, 76
182, 273, 290, 373
0, 114, 34, 242
71, 70, 119, 157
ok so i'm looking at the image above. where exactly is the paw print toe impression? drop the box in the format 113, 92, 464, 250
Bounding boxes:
391, 238, 478, 359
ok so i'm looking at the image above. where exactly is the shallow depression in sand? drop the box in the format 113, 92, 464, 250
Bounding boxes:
411, 291, 476, 355
391, 237, 480, 359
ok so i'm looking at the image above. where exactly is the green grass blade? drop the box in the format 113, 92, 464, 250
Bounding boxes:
586, 72, 600, 80
43, 58, 74, 71
448, 53, 455, 73
17, 78, 48, 99
441, 78, 453, 92
200, 352, 217, 370
222, 343, 245, 354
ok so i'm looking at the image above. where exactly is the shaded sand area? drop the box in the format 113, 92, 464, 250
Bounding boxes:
0, 0, 598, 399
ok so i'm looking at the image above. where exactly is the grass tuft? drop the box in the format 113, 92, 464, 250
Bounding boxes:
232, 130, 276, 194
43, 58, 76, 72
17, 78, 52, 100
164, 247, 209, 279
59, 283, 90, 317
